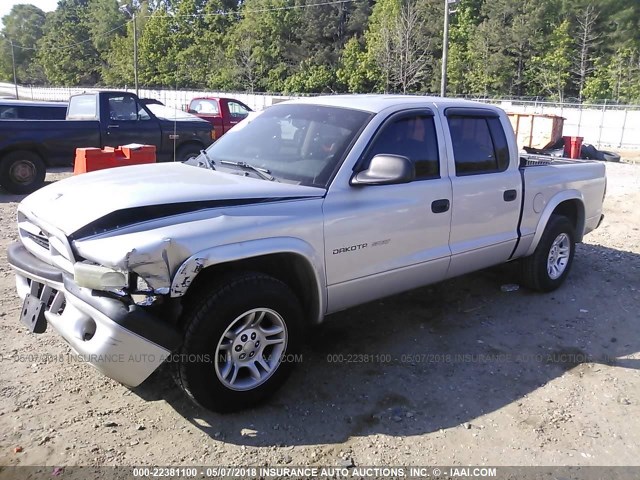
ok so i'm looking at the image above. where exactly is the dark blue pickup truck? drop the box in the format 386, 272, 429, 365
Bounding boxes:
0, 91, 214, 194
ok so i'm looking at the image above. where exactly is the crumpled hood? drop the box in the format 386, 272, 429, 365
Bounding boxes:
20, 162, 324, 236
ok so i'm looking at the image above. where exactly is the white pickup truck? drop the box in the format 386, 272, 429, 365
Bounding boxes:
8, 96, 606, 412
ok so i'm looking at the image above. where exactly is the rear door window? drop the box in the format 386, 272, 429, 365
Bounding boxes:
447, 113, 510, 175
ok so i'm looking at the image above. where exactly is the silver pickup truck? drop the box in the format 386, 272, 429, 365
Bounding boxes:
8, 96, 606, 412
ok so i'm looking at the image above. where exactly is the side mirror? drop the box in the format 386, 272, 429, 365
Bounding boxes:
351, 154, 415, 186
187, 109, 198, 114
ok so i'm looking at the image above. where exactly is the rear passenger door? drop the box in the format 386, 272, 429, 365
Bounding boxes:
444, 108, 522, 278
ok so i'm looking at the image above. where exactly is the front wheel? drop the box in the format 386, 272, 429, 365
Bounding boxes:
520, 214, 576, 292
0, 150, 46, 194
173, 272, 303, 412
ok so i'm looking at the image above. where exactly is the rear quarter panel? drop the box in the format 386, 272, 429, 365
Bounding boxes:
514, 160, 606, 257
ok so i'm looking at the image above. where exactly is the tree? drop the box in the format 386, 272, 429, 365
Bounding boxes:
227, 0, 303, 92
388, 1, 432, 93
573, 4, 600, 101
37, 0, 103, 85
136, 6, 178, 86
446, 1, 477, 96
102, 1, 153, 86
336, 36, 377, 93
507, 1, 549, 96
0, 4, 47, 84
529, 20, 573, 101
584, 48, 640, 103
87, 0, 127, 56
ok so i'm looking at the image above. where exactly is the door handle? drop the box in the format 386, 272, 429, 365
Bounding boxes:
431, 199, 450, 214
503, 189, 517, 202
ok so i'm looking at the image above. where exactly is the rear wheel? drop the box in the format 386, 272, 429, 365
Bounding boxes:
173, 272, 303, 412
0, 150, 46, 194
520, 214, 576, 292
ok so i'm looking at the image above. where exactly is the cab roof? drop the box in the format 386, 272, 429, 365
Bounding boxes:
285, 94, 501, 115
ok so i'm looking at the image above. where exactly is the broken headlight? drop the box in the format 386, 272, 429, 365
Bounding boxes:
74, 262, 128, 291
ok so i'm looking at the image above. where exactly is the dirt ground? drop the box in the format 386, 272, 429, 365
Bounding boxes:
0, 154, 639, 470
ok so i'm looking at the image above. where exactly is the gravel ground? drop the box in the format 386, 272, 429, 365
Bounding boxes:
0, 157, 639, 469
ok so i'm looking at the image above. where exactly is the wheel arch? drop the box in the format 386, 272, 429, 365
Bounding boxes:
0, 145, 48, 166
171, 238, 326, 325
525, 191, 585, 256
175, 141, 205, 161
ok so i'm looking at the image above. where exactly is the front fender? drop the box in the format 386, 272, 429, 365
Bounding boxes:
170, 237, 326, 322
525, 189, 585, 257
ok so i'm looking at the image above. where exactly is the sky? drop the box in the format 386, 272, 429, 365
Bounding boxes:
0, 0, 59, 26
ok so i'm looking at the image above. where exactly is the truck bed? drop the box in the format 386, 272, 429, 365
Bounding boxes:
0, 119, 100, 167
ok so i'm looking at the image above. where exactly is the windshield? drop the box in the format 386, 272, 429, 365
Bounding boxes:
147, 104, 201, 121
191, 104, 372, 188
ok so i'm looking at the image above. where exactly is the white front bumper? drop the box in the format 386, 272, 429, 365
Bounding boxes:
15, 272, 170, 387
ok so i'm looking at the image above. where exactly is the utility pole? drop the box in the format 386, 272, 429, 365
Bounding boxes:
133, 12, 139, 97
119, 4, 139, 96
440, 0, 458, 97
9, 39, 18, 99
3, 35, 19, 99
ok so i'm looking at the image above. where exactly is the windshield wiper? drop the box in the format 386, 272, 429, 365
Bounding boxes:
199, 149, 216, 170
220, 160, 277, 181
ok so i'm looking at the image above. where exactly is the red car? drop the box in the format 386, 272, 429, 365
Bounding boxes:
187, 97, 253, 140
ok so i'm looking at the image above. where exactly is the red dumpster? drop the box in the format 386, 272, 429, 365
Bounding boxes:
563, 136, 583, 159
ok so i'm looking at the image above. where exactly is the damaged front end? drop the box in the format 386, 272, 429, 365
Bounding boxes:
8, 208, 184, 387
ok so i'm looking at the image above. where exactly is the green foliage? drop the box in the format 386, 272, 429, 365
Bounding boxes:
283, 61, 335, 93
0, 4, 47, 84
529, 20, 573, 101
0, 0, 637, 101
583, 48, 640, 103
447, 1, 476, 95
137, 7, 177, 86
37, 0, 103, 85
336, 36, 377, 93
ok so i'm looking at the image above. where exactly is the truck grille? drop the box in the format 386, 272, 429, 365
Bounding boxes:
23, 231, 50, 250
17, 212, 75, 273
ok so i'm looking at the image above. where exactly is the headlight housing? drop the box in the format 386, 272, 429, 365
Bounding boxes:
74, 262, 128, 291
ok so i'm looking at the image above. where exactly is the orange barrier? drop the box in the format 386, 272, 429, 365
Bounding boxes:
74, 145, 156, 174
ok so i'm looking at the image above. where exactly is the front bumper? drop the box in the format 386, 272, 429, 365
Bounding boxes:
8, 242, 180, 387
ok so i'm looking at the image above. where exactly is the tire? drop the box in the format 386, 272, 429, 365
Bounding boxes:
173, 272, 303, 412
0, 150, 46, 194
580, 144, 600, 160
520, 215, 576, 292
175, 144, 202, 163
601, 151, 621, 162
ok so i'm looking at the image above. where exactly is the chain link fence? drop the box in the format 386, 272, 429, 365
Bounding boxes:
2, 82, 639, 149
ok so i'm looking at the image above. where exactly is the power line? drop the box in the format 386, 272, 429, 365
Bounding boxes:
1, 0, 354, 52
3, 20, 132, 52
171, 0, 355, 17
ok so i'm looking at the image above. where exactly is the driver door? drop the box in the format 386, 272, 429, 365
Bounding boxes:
101, 93, 161, 149
322, 110, 453, 313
